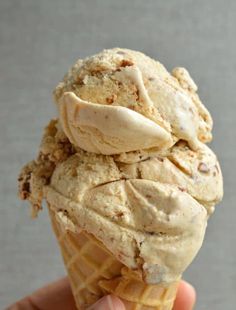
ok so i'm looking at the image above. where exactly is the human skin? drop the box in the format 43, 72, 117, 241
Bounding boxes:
7, 277, 196, 310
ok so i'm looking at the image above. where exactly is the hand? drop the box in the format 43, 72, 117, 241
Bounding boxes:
7, 277, 196, 310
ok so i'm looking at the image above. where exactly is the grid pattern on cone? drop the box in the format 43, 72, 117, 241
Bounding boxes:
99, 268, 179, 310
48, 207, 178, 310
48, 208, 123, 307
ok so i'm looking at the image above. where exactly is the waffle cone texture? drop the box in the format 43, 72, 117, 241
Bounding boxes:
48, 205, 179, 310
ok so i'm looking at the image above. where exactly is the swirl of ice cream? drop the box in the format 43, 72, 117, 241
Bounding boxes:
54, 48, 212, 154
58, 92, 172, 155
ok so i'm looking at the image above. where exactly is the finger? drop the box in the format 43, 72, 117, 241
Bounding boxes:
173, 280, 196, 310
87, 295, 126, 310
6, 277, 77, 310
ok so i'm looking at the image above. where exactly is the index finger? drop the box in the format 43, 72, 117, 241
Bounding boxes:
173, 280, 196, 310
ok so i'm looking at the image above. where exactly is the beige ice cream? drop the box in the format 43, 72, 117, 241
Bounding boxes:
54, 48, 212, 153
18, 48, 223, 285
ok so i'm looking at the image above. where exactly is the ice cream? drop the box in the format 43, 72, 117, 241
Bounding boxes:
18, 48, 223, 304
54, 49, 212, 154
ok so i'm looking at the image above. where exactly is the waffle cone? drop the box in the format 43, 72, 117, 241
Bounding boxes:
48, 205, 179, 310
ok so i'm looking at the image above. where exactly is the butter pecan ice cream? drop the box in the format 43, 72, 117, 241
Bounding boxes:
18, 48, 223, 284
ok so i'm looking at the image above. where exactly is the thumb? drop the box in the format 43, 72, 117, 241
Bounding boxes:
87, 295, 125, 310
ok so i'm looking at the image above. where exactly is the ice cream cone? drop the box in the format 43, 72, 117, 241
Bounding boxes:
18, 48, 223, 310
48, 205, 179, 310
48, 206, 123, 309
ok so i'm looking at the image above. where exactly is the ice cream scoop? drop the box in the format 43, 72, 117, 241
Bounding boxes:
44, 143, 208, 283
54, 48, 212, 152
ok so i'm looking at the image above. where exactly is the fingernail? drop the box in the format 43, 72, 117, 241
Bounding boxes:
88, 295, 124, 310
